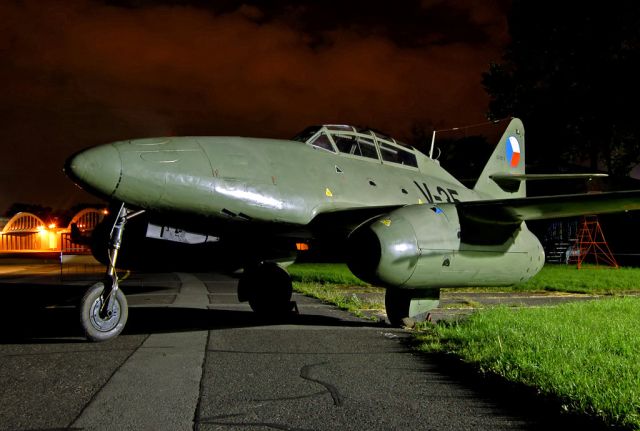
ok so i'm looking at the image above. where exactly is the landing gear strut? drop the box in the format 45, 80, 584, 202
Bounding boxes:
385, 288, 440, 327
238, 262, 295, 318
79, 204, 143, 341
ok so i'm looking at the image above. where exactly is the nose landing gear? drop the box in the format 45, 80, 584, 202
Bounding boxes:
79, 204, 143, 342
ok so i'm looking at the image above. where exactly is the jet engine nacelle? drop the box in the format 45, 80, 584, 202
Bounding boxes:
347, 204, 544, 289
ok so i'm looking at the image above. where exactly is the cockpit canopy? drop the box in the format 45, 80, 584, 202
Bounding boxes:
292, 125, 418, 168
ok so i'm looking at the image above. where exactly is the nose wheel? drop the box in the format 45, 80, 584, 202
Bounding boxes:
80, 282, 129, 341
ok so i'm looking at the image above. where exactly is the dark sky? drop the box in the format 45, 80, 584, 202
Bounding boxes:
0, 0, 510, 213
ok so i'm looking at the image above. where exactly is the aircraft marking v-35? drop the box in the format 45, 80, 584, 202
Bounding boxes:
65, 118, 640, 341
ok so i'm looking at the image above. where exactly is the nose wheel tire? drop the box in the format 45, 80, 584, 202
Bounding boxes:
80, 282, 128, 342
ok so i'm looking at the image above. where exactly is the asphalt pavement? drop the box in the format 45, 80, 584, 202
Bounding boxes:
0, 261, 608, 430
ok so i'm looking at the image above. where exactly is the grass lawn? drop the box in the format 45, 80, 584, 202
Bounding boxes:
289, 263, 383, 318
514, 264, 640, 294
292, 282, 384, 318
288, 263, 368, 286
415, 298, 640, 429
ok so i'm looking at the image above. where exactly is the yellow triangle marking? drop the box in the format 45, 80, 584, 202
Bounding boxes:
418, 198, 424, 204
325, 188, 333, 197
380, 219, 391, 227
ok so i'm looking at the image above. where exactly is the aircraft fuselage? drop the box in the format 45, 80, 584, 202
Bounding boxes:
69, 136, 476, 224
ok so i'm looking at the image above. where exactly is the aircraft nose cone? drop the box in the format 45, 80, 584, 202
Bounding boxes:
64, 144, 122, 197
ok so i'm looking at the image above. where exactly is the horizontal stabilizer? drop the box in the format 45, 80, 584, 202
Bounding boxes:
489, 173, 608, 192
458, 190, 640, 226
490, 173, 608, 182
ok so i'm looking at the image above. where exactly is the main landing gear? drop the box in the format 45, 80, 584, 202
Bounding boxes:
385, 288, 440, 327
79, 204, 144, 342
237, 262, 296, 318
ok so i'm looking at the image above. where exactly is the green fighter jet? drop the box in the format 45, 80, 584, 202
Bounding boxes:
65, 118, 640, 341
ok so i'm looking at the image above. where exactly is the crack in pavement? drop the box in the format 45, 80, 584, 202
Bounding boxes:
299, 362, 343, 406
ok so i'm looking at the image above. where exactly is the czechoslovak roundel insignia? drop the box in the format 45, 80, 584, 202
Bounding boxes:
506, 136, 521, 168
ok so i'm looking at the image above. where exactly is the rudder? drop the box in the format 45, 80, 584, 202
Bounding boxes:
473, 118, 526, 199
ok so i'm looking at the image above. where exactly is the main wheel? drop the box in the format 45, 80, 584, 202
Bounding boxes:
239, 263, 294, 317
80, 282, 128, 342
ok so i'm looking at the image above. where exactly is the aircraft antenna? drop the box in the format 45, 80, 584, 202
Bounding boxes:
428, 118, 507, 159
429, 131, 436, 159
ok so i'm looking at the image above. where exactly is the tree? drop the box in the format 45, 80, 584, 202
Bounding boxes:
483, 1, 640, 176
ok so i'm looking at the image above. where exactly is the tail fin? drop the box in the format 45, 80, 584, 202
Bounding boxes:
474, 118, 526, 199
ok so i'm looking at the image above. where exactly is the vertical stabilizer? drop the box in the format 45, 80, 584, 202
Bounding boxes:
473, 118, 526, 198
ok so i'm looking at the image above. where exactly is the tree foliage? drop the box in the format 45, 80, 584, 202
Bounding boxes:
483, 1, 640, 175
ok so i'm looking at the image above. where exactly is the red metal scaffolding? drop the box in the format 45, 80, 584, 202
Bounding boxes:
569, 215, 618, 269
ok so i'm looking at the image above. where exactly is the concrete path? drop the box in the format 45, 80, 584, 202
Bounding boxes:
72, 274, 210, 430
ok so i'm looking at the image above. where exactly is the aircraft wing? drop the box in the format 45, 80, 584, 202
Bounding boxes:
458, 190, 640, 225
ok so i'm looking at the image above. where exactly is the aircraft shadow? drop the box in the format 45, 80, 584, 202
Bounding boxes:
0, 282, 385, 343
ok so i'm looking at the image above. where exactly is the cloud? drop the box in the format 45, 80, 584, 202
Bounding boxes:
0, 0, 507, 211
